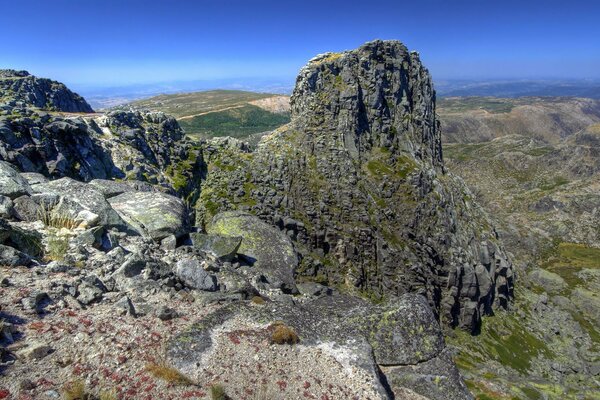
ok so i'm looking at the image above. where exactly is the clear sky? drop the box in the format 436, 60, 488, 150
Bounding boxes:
2, 0, 599, 88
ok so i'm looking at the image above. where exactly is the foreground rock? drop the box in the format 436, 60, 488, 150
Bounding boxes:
168, 293, 472, 400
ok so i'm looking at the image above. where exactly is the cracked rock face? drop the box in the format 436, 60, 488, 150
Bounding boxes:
196, 40, 514, 332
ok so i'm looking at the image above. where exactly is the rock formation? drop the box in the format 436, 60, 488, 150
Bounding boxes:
0, 69, 93, 113
196, 40, 514, 332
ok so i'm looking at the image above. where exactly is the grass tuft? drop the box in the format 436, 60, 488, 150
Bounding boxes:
62, 380, 87, 400
146, 361, 194, 386
210, 384, 227, 400
37, 203, 79, 230
251, 296, 266, 305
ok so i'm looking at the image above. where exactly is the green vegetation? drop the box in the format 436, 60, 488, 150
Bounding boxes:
126, 90, 275, 118
210, 384, 227, 400
438, 97, 516, 114
179, 104, 290, 140
542, 242, 600, 287
270, 321, 300, 345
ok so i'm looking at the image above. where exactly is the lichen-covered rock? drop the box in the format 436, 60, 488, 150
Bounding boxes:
208, 211, 297, 293
0, 69, 93, 112
189, 232, 241, 261
108, 191, 189, 240
0, 161, 32, 199
34, 177, 125, 229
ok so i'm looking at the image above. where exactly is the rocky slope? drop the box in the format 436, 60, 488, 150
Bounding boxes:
195, 40, 514, 333
442, 112, 600, 396
0, 69, 93, 113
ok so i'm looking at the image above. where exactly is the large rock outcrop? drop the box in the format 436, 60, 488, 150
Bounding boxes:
0, 69, 93, 112
196, 40, 514, 331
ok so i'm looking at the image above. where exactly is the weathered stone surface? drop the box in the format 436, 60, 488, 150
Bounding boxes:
208, 211, 297, 293
0, 69, 93, 112
167, 293, 471, 399
108, 191, 189, 240
0, 161, 32, 199
189, 232, 241, 261
89, 179, 158, 198
0, 244, 31, 266
174, 258, 217, 291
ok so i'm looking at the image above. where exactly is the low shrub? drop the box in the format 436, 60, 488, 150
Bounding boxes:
270, 321, 300, 345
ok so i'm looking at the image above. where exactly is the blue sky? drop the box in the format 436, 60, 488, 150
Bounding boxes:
2, 0, 599, 88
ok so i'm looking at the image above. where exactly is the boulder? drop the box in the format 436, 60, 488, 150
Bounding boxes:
33, 177, 125, 229
0, 244, 31, 266
208, 211, 297, 292
189, 232, 241, 261
174, 258, 218, 291
108, 191, 189, 240
0, 161, 32, 199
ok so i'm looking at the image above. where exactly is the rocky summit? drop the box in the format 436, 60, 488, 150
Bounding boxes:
0, 41, 517, 399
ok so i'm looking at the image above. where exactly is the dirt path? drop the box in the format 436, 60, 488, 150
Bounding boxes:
177, 104, 246, 120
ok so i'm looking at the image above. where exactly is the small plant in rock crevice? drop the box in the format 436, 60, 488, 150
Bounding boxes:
37, 202, 79, 230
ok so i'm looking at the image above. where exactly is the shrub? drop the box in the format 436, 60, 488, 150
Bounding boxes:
270, 322, 299, 345
210, 384, 227, 400
146, 361, 194, 386
61, 380, 116, 400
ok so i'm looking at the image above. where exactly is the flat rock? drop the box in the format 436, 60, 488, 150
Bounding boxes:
167, 293, 469, 400
108, 191, 189, 240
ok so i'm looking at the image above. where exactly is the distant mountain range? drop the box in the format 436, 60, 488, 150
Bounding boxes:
78, 78, 600, 110
436, 79, 600, 98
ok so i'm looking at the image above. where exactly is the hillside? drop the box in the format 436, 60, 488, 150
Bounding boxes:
122, 90, 291, 140
439, 96, 600, 143
442, 106, 600, 398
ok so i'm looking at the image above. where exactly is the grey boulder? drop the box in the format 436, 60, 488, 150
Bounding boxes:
0, 161, 32, 199
174, 258, 217, 291
108, 191, 189, 240
208, 211, 297, 293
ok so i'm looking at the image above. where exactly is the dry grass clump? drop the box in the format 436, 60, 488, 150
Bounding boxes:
270, 321, 300, 345
62, 380, 116, 400
62, 380, 88, 400
210, 383, 228, 400
37, 203, 79, 230
145, 360, 194, 386
251, 295, 265, 305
